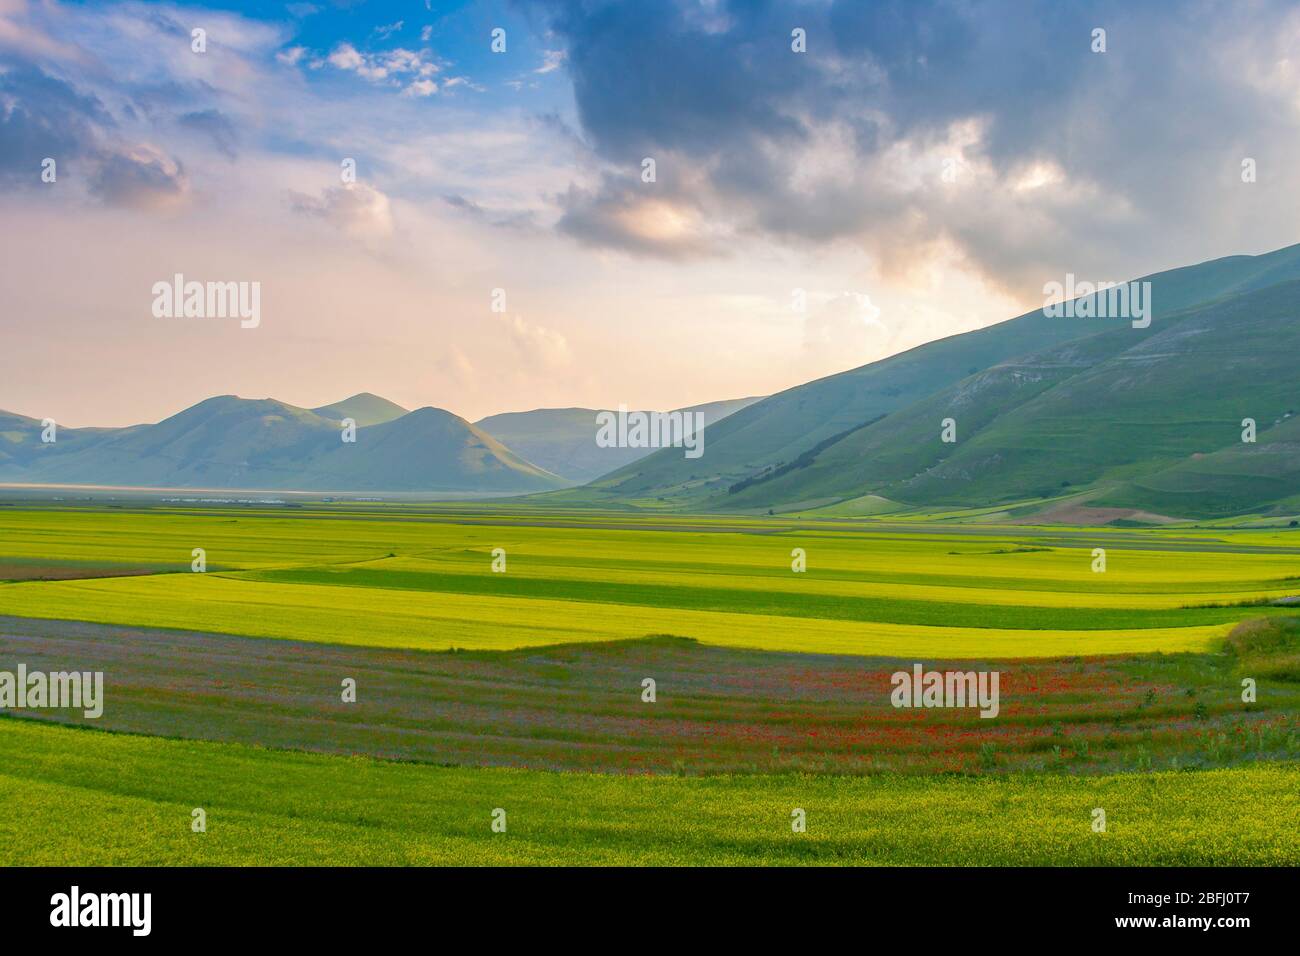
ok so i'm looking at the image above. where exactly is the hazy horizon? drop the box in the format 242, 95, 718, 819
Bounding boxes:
0, 387, 770, 430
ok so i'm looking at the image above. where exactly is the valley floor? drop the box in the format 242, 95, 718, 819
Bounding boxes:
1, 503, 1297, 865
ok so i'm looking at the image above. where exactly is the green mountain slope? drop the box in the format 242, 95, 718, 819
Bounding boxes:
476, 396, 762, 483
577, 242, 1300, 514
1096, 400, 1300, 518
886, 280, 1300, 512
740, 279, 1298, 516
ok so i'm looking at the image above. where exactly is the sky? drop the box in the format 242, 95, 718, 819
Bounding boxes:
2, 0, 1299, 427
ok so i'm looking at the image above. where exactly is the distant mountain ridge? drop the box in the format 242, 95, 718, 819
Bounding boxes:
0, 391, 763, 494
0, 394, 565, 493
475, 397, 763, 483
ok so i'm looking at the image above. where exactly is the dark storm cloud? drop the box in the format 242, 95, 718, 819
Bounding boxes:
0, 67, 113, 180
524, 0, 1300, 290
0, 66, 189, 208
544, 0, 809, 157
556, 176, 719, 259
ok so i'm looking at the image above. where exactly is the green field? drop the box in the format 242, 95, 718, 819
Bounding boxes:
2, 720, 1296, 865
3, 505, 1299, 656
1, 502, 1298, 865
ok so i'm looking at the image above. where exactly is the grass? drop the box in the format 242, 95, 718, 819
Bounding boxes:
1, 720, 1296, 866
0, 571, 1232, 656
5, 617, 1297, 776
1226, 617, 1300, 682
239, 565, 1299, 629
2, 502, 1299, 866
3, 505, 1299, 656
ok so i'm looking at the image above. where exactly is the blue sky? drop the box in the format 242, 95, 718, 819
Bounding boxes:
3, 0, 1299, 425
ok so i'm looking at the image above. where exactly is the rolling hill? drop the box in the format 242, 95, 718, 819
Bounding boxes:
0, 396, 565, 494
476, 396, 762, 482
0, 410, 138, 472
310, 392, 410, 427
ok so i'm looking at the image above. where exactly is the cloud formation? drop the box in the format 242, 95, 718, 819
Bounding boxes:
4, 0, 1299, 427
0, 66, 189, 207
178, 108, 238, 159
288, 183, 395, 240
317, 41, 441, 97
498, 313, 572, 370
528, 0, 1300, 293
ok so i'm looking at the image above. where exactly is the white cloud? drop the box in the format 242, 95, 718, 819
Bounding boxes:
440, 76, 484, 93
324, 43, 441, 85
288, 183, 395, 240
403, 78, 437, 98
535, 49, 566, 74
327, 43, 368, 73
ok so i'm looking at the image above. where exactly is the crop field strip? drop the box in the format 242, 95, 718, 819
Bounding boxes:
2, 506, 1298, 657
236, 565, 1298, 628
1, 720, 1296, 866
0, 566, 1241, 657
3, 616, 1295, 775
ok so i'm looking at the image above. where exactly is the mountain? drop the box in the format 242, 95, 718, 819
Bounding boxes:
0, 395, 565, 494
0, 410, 132, 471
1099, 410, 1300, 518
1, 410, 50, 469
572, 242, 1300, 517
476, 396, 763, 483
7, 240, 1299, 514
720, 279, 1300, 515
292, 406, 566, 493
311, 393, 409, 427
